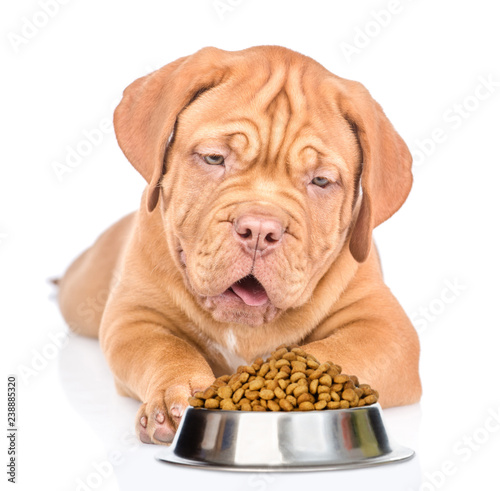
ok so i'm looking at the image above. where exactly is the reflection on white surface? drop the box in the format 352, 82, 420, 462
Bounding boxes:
58, 335, 140, 447
57, 335, 422, 490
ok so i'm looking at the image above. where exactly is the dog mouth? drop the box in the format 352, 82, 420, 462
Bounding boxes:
226, 274, 269, 307
179, 248, 271, 308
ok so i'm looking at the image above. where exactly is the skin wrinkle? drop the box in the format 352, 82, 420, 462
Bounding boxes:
252, 66, 288, 166
198, 238, 225, 268
265, 90, 291, 171
280, 244, 304, 283
277, 69, 309, 176
177, 205, 192, 231
161, 55, 364, 325
234, 118, 263, 165
215, 119, 262, 165
249, 64, 273, 105
257, 63, 288, 114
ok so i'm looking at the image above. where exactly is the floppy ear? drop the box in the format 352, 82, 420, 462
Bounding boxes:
113, 47, 228, 212
338, 80, 413, 263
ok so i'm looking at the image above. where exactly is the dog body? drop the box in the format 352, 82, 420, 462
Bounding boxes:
58, 46, 421, 444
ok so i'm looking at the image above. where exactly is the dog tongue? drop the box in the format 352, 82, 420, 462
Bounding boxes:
231, 276, 269, 306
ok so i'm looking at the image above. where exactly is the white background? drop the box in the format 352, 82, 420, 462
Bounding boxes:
1, 1, 499, 490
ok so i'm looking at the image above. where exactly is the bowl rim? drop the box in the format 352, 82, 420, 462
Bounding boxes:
186, 402, 382, 415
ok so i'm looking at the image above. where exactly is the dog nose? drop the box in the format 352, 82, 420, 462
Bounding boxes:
234, 215, 284, 253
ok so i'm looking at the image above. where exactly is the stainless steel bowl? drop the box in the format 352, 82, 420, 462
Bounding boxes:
156, 403, 414, 472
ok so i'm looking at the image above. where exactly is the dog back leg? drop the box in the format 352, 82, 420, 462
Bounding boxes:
57, 213, 136, 338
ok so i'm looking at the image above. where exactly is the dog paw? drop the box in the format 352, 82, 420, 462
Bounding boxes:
135, 383, 209, 445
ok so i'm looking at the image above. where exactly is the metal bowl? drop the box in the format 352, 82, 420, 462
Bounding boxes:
156, 403, 414, 472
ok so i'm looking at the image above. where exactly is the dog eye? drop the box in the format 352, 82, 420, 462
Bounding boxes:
311, 176, 330, 188
203, 154, 225, 166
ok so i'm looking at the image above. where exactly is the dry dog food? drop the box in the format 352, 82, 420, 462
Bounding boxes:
188, 345, 379, 411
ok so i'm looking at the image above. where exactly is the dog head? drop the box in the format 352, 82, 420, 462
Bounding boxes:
114, 46, 412, 327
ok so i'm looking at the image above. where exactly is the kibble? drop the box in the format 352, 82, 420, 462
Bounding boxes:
188, 345, 379, 411
205, 398, 219, 409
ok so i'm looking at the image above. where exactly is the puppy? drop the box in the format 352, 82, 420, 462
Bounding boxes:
57, 46, 421, 444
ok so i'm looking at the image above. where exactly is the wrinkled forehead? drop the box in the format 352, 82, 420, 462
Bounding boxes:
174, 58, 360, 174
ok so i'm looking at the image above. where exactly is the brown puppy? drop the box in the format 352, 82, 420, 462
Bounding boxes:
57, 46, 421, 444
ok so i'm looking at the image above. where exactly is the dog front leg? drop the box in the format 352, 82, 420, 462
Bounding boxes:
301, 316, 422, 408
100, 316, 215, 445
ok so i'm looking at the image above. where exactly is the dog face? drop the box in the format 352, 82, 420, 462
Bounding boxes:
164, 73, 361, 326
114, 46, 412, 327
